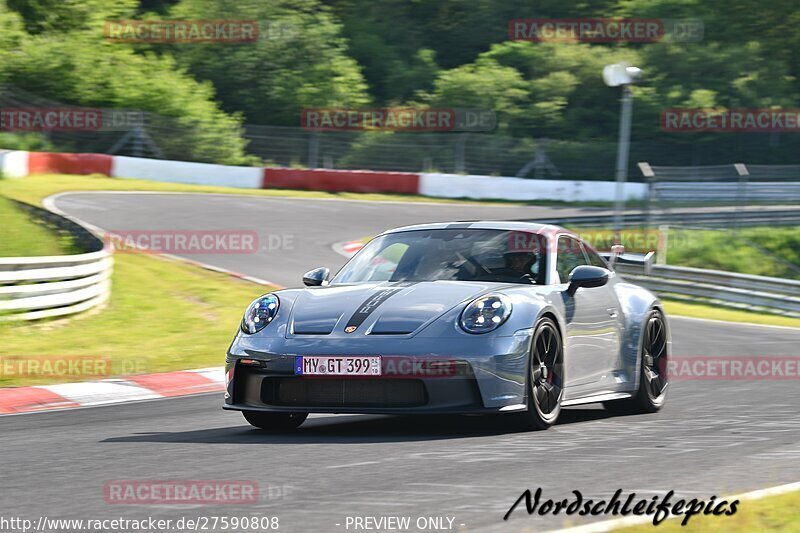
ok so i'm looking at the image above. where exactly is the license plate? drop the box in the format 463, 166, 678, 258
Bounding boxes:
295, 356, 381, 376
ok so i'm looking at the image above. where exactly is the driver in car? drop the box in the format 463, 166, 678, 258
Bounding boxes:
493, 250, 539, 283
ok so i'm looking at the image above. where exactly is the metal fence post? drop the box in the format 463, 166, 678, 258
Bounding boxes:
734, 163, 749, 229
534, 142, 545, 180
308, 132, 319, 168
132, 126, 144, 158
454, 133, 467, 174
656, 225, 668, 265
612, 85, 634, 238
638, 162, 655, 229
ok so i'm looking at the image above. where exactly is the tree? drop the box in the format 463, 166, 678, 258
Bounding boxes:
418, 56, 529, 134
6, 0, 137, 34
0, 0, 25, 58
0, 33, 253, 164
168, 0, 370, 125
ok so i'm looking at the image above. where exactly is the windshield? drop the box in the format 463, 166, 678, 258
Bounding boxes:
332, 229, 546, 285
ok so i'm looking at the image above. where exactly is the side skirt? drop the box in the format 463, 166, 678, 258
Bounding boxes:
560, 391, 633, 407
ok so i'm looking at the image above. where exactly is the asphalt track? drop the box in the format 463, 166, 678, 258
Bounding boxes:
2, 192, 799, 532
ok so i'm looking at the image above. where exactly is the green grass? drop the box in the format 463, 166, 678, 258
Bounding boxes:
568, 226, 800, 280
666, 226, 800, 280
0, 196, 78, 257
0, 252, 269, 387
618, 489, 800, 532
0, 173, 618, 208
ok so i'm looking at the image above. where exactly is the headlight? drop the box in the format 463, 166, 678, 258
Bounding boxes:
241, 294, 280, 334
460, 294, 512, 334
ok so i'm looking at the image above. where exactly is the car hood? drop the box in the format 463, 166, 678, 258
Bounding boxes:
286, 280, 502, 337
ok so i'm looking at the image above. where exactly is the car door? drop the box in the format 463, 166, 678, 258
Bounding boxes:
554, 235, 621, 388
580, 241, 625, 371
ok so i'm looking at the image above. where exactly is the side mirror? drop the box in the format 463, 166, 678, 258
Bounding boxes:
303, 267, 330, 287
567, 265, 610, 296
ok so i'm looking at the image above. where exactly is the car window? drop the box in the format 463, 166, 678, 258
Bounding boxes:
581, 242, 609, 268
357, 242, 408, 281
332, 229, 546, 284
555, 236, 589, 284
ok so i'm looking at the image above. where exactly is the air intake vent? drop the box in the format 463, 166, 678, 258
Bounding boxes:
263, 378, 427, 407
291, 318, 337, 335
368, 316, 424, 335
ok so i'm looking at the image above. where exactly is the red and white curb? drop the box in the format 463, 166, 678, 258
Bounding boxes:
332, 240, 365, 258
0, 367, 224, 415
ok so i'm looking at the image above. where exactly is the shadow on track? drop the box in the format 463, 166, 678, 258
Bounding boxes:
103, 407, 616, 445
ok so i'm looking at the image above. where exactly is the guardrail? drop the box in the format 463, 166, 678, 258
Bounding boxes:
602, 252, 800, 318
531, 208, 800, 228
0, 201, 113, 321
641, 163, 800, 204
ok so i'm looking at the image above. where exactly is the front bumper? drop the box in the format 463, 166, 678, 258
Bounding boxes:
224, 329, 534, 414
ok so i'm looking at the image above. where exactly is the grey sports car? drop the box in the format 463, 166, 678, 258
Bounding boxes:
224, 221, 670, 431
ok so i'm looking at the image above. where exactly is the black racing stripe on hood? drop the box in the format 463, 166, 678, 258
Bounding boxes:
344, 286, 411, 331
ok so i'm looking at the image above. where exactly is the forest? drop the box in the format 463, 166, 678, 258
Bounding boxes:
1, 0, 798, 176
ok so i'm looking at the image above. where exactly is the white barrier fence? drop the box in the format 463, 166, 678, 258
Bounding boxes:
0, 150, 29, 178
0, 201, 113, 321
112, 156, 263, 189
0, 251, 113, 321
419, 173, 648, 202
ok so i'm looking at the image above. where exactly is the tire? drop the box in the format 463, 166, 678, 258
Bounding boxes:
604, 309, 669, 415
513, 317, 564, 431
242, 410, 308, 430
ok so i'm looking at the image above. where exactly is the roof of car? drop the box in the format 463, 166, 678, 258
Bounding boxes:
381, 220, 569, 235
